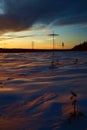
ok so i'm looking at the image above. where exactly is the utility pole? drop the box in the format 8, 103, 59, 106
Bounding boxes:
32, 41, 34, 50
47, 32, 59, 66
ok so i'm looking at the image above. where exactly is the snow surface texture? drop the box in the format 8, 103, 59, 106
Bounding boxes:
0, 51, 87, 130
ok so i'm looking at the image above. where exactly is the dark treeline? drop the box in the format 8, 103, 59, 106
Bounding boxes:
72, 41, 87, 51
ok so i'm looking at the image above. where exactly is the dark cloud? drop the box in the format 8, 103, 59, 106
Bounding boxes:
0, 0, 87, 34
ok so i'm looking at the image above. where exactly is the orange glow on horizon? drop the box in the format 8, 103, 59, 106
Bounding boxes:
0, 28, 80, 50
0, 40, 73, 49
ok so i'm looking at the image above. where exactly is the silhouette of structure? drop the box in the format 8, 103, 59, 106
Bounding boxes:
48, 32, 59, 67
32, 41, 34, 49
62, 42, 64, 49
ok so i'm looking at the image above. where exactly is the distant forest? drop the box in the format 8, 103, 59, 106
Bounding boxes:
72, 41, 87, 51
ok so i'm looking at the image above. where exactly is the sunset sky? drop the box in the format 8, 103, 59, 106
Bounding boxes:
0, 0, 87, 49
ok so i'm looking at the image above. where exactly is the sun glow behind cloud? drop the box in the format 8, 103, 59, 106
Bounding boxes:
0, 0, 87, 49
0, 23, 87, 49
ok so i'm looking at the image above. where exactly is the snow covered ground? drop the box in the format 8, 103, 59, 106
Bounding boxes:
0, 51, 87, 130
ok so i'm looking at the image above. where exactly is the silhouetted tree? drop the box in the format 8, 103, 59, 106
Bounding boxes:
72, 41, 87, 51
68, 91, 84, 124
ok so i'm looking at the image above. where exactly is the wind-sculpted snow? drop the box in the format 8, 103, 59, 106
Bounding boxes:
0, 52, 87, 130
